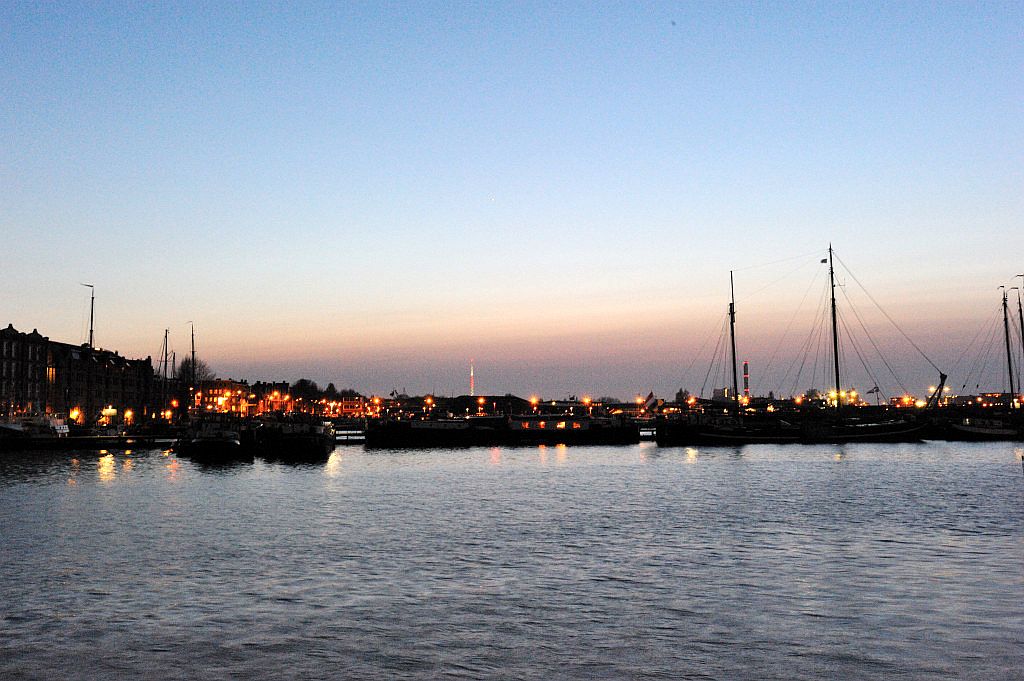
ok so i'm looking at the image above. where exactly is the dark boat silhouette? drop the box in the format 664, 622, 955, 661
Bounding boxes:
658, 246, 945, 447
255, 416, 335, 461
173, 419, 253, 463
365, 414, 639, 448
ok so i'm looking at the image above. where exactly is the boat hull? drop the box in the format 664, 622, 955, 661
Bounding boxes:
173, 437, 252, 463
657, 414, 927, 446
365, 416, 639, 448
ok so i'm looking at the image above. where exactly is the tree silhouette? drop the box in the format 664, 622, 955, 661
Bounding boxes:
178, 357, 215, 385
290, 378, 320, 400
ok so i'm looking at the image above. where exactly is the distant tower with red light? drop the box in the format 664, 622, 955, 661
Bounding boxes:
470, 359, 475, 397
743, 360, 750, 398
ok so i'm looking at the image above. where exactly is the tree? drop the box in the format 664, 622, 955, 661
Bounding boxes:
325, 383, 339, 399
290, 378, 320, 400
178, 357, 215, 385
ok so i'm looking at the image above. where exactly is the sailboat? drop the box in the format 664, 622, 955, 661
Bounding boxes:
796, 246, 943, 444
940, 286, 1022, 441
657, 246, 946, 447
656, 272, 801, 446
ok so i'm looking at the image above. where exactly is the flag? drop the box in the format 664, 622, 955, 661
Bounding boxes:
866, 386, 879, 394
820, 258, 827, 263
644, 391, 657, 409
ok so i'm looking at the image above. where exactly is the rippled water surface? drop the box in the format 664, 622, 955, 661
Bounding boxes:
2, 442, 1023, 680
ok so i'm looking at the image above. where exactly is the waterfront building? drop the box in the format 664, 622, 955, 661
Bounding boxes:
197, 379, 255, 415
251, 381, 293, 413
325, 395, 365, 417
47, 341, 155, 423
0, 325, 47, 415
1, 324, 156, 422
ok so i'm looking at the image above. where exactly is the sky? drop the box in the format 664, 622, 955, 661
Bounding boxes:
2, 1, 1023, 400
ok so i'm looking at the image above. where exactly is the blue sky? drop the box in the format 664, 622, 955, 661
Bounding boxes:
3, 2, 1022, 399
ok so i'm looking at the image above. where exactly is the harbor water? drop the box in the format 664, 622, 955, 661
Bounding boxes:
1, 442, 1022, 680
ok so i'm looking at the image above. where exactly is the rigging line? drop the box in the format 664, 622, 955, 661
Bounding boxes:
776, 281, 818, 394
838, 285, 909, 395
1009, 307, 1024, 392
743, 256, 823, 300
714, 313, 730, 392
959, 309, 1001, 391
839, 317, 856, 393
972, 311, 1004, 391
792, 322, 813, 395
731, 249, 823, 273
708, 321, 727, 398
679, 319, 723, 389
819, 275, 835, 389
783, 276, 831, 396
700, 315, 729, 398
719, 344, 729, 396
834, 252, 941, 373
798, 287, 829, 395
785, 275, 831, 388
761, 265, 825, 381
948, 303, 1002, 380
970, 315, 1001, 392
700, 319, 724, 399
813, 276, 833, 390
834, 300, 846, 389
838, 309, 888, 400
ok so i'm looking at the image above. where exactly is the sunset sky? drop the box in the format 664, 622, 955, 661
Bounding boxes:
3, 2, 1022, 399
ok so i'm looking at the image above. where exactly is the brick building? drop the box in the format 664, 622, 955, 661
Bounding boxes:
0, 324, 156, 422
0, 325, 47, 414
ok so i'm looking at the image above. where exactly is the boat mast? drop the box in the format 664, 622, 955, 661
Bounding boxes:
1001, 286, 1016, 401
729, 271, 740, 411
162, 329, 169, 409
190, 322, 197, 414
81, 283, 95, 349
828, 245, 841, 408
1017, 277, 1024, 377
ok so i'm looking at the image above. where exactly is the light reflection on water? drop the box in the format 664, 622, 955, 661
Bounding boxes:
322, 451, 343, 478
0, 442, 1022, 680
96, 453, 116, 482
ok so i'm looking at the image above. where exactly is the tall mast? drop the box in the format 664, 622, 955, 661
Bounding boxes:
190, 323, 197, 414
81, 283, 95, 349
828, 245, 841, 408
729, 271, 739, 410
1001, 287, 1016, 400
1017, 277, 1024, 374
162, 329, 169, 408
